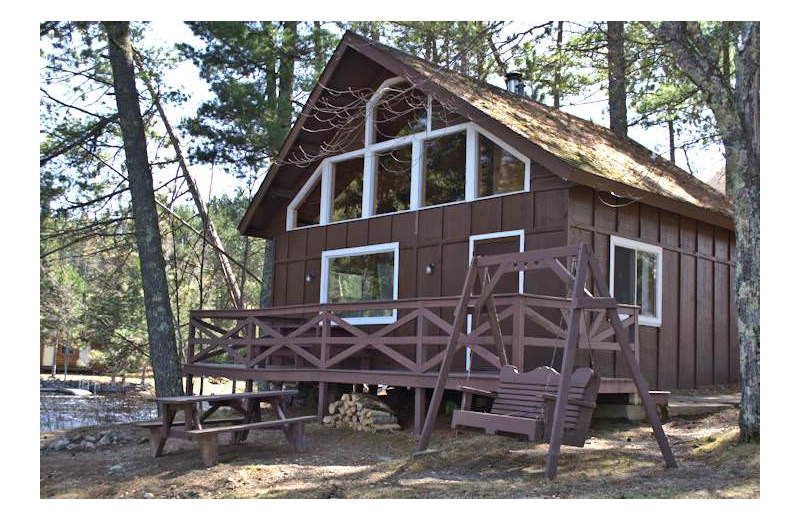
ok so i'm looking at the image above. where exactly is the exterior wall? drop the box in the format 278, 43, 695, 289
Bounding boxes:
268, 164, 571, 372
568, 185, 738, 391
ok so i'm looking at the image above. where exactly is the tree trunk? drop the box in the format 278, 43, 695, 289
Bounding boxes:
259, 238, 274, 308
668, 118, 676, 164
103, 21, 183, 397
313, 21, 324, 78
553, 21, 564, 110
653, 21, 759, 441
607, 21, 627, 136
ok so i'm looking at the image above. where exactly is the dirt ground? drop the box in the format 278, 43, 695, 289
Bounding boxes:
40, 402, 759, 499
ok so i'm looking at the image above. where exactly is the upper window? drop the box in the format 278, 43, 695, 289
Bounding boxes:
331, 156, 364, 222
320, 243, 399, 325
375, 146, 412, 215
422, 131, 467, 206
286, 77, 531, 231
373, 82, 427, 143
478, 134, 526, 197
609, 236, 662, 327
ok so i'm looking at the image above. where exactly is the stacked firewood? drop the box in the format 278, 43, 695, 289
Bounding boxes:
322, 393, 401, 433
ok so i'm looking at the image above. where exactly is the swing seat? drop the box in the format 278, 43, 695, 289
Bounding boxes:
452, 365, 600, 447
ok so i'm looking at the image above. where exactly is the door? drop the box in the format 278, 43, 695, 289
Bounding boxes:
466, 230, 525, 371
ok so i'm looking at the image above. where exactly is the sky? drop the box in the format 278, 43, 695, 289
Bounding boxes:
141, 21, 725, 203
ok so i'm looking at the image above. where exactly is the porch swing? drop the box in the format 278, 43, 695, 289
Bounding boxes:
413, 243, 677, 480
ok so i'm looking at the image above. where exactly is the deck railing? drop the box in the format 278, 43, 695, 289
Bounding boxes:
186, 293, 639, 375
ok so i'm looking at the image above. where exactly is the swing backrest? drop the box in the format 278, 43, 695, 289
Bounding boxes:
491, 365, 599, 433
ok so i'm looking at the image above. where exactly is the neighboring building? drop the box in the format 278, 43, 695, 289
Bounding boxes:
186, 32, 737, 431
40, 343, 90, 372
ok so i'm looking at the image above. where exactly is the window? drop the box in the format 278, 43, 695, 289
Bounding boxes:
320, 243, 399, 325
478, 134, 525, 197
375, 146, 412, 215
374, 83, 427, 142
609, 236, 662, 327
295, 176, 321, 227
422, 131, 467, 206
286, 76, 532, 231
331, 157, 364, 222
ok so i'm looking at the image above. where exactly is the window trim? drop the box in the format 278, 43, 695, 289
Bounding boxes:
286, 77, 531, 231
319, 242, 400, 325
608, 235, 663, 327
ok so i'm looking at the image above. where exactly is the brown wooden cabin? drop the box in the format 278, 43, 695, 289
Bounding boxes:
185, 32, 737, 432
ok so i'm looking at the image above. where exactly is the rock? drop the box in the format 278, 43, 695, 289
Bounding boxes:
138, 437, 149, 444
108, 464, 123, 472
85, 435, 98, 443
50, 436, 69, 451
143, 492, 155, 499
65, 443, 78, 451
98, 434, 113, 446
82, 441, 95, 451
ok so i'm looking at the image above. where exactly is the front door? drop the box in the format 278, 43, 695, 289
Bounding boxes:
466, 230, 525, 371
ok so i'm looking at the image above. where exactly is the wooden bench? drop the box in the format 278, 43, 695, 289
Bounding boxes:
184, 416, 315, 465
452, 365, 600, 447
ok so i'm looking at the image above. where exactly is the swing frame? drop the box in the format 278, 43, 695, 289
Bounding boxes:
414, 242, 677, 480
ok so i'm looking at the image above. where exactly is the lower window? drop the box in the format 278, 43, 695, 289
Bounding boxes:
320, 243, 399, 324
609, 236, 662, 327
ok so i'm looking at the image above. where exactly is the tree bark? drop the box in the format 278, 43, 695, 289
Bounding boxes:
103, 21, 183, 397
259, 238, 275, 308
607, 21, 628, 136
553, 21, 564, 110
653, 21, 759, 441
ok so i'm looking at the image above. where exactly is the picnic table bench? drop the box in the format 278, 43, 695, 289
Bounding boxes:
138, 390, 315, 466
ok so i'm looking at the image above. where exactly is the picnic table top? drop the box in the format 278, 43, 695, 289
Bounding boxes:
153, 389, 298, 404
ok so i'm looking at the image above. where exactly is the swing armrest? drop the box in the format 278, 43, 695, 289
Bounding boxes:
541, 393, 596, 409
459, 386, 496, 398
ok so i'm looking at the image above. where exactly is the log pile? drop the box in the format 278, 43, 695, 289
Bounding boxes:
322, 393, 401, 433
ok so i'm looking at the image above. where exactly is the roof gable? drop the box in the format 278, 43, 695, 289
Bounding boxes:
239, 32, 732, 236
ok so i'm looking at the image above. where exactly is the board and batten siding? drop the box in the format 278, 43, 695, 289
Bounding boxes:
568, 185, 738, 391
267, 165, 572, 372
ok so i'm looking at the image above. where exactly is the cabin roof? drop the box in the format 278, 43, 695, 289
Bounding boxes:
239, 32, 732, 236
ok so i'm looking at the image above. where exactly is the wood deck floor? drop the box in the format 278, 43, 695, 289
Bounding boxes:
183, 363, 636, 395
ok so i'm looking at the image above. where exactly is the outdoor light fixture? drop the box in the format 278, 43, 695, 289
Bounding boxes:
305, 273, 314, 282
425, 263, 435, 275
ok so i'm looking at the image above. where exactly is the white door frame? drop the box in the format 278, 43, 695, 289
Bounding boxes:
466, 229, 525, 371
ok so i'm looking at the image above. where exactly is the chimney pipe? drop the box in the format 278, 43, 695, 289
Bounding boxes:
505, 71, 523, 95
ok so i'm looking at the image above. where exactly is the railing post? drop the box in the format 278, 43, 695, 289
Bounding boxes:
185, 319, 195, 395
317, 311, 330, 422
512, 298, 524, 371
415, 301, 424, 372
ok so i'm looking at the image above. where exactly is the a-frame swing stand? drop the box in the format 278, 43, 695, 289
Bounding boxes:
414, 243, 677, 480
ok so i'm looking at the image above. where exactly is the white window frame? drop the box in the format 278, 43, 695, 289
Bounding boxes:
609, 235, 663, 327
466, 229, 525, 371
319, 242, 400, 325
286, 77, 531, 231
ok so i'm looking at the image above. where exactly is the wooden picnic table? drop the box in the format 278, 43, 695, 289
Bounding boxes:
140, 390, 315, 466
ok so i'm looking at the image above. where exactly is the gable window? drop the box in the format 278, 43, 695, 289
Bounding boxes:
422, 131, 467, 206
478, 134, 526, 197
286, 77, 531, 231
375, 146, 412, 215
320, 242, 399, 325
331, 156, 364, 222
609, 236, 662, 327
295, 176, 321, 227
374, 83, 427, 142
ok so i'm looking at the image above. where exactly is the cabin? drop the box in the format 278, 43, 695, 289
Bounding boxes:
40, 343, 91, 373
185, 32, 737, 433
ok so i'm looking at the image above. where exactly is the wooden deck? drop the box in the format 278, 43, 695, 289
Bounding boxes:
184, 291, 640, 434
